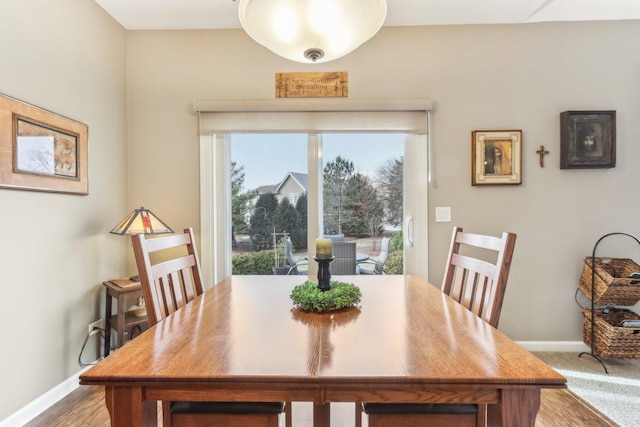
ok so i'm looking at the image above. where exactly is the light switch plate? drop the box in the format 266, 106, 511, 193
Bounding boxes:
435, 207, 451, 223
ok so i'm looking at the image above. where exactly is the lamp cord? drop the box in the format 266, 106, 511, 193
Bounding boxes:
78, 328, 105, 368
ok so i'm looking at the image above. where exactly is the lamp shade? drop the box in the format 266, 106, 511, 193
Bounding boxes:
110, 207, 174, 235
238, 0, 387, 64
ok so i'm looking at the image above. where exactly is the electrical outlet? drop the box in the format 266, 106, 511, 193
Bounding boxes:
88, 319, 103, 336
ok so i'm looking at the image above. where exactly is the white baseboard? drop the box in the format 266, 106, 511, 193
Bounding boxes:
0, 342, 588, 425
517, 341, 590, 353
0, 365, 90, 427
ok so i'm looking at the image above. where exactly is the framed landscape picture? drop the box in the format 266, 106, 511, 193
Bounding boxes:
471, 130, 522, 186
560, 110, 616, 169
0, 93, 88, 195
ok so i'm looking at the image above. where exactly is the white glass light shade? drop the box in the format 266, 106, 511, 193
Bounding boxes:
238, 0, 387, 64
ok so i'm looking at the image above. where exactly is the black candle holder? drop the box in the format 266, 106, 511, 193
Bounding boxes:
314, 256, 334, 291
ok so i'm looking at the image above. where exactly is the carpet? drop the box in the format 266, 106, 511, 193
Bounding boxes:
534, 352, 640, 427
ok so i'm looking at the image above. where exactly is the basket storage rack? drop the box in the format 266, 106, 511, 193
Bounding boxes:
579, 232, 640, 373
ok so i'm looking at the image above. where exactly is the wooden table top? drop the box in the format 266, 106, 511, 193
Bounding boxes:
81, 275, 565, 391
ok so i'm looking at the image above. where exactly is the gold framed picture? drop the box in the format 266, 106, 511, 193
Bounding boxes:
0, 93, 88, 195
472, 130, 522, 186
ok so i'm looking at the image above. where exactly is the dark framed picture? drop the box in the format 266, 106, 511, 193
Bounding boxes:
471, 130, 522, 186
560, 111, 616, 169
0, 93, 88, 195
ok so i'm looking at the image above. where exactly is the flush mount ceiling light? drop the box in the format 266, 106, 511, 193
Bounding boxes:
238, 0, 387, 64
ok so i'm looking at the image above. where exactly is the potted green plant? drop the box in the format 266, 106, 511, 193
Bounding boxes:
272, 232, 290, 275
290, 280, 361, 312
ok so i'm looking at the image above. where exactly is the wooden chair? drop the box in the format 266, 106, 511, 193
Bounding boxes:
440, 226, 517, 328
131, 227, 288, 427
361, 226, 517, 427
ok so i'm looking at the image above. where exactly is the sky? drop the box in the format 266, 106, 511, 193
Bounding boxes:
231, 133, 404, 192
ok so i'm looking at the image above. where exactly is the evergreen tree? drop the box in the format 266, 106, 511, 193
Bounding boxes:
250, 193, 278, 251
343, 173, 384, 241
323, 156, 355, 234
274, 196, 300, 238
294, 192, 308, 249
231, 162, 253, 246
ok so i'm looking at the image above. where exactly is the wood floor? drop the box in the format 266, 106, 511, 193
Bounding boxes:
25, 385, 617, 427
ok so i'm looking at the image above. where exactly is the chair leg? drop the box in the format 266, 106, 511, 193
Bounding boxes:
476, 404, 487, 427
162, 401, 172, 427
355, 402, 363, 427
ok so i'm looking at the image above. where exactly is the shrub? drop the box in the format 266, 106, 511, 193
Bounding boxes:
232, 250, 275, 275
390, 229, 403, 253
385, 251, 404, 275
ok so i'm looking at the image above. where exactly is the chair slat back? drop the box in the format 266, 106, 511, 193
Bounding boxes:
132, 228, 204, 326
441, 226, 516, 327
332, 241, 357, 275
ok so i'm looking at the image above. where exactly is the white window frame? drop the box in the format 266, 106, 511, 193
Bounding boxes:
197, 99, 432, 287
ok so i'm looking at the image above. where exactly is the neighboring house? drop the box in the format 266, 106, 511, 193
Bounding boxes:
253, 172, 307, 205
275, 172, 307, 205
244, 172, 308, 224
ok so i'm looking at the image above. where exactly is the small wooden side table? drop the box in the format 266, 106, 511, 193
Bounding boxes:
103, 278, 149, 356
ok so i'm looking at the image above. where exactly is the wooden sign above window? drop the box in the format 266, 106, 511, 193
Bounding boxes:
276, 72, 348, 98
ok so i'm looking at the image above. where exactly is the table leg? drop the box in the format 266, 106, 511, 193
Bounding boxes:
488, 388, 541, 427
313, 402, 330, 427
106, 385, 157, 427
116, 294, 126, 350
104, 292, 112, 356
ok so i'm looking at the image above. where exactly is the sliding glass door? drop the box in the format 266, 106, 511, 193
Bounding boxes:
197, 98, 431, 285
228, 132, 424, 277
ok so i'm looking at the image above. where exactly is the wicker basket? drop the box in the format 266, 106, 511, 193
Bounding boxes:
578, 257, 640, 306
583, 308, 640, 359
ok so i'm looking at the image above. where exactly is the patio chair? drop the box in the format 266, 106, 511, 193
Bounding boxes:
324, 233, 345, 242
360, 226, 517, 427
331, 241, 357, 275
132, 228, 288, 427
359, 237, 391, 275
285, 238, 308, 275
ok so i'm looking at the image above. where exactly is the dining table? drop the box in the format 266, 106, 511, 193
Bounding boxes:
80, 274, 566, 427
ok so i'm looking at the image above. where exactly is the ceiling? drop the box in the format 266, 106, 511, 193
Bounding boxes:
94, 0, 640, 30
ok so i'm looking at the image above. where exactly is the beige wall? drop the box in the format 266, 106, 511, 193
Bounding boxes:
2, 4, 640, 419
0, 0, 127, 419
126, 21, 640, 343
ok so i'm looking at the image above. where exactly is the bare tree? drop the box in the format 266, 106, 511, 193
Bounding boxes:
376, 156, 403, 226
